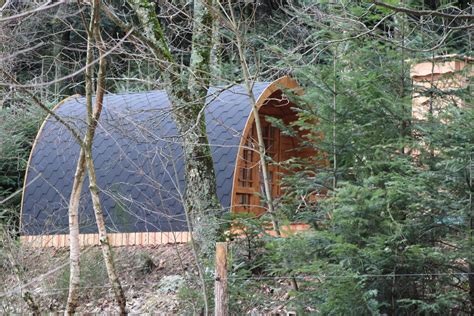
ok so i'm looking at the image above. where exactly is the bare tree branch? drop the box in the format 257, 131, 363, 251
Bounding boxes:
373, 0, 474, 20
0, 69, 85, 147
0, 0, 66, 22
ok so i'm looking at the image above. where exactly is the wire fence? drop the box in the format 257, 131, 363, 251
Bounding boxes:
2, 272, 474, 298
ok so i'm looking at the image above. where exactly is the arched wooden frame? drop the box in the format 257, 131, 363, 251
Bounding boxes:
230, 76, 310, 216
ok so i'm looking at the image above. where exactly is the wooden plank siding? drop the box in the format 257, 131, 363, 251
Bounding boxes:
20, 224, 311, 248
20, 232, 192, 248
231, 223, 311, 238
411, 57, 473, 121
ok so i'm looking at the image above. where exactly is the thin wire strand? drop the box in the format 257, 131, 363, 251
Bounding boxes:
2, 272, 473, 298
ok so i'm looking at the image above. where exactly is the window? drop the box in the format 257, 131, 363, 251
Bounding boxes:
236, 193, 251, 209
238, 138, 255, 188
263, 125, 276, 158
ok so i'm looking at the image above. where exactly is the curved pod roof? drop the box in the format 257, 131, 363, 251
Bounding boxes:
21, 77, 297, 236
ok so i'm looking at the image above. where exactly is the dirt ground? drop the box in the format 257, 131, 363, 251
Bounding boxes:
1, 242, 299, 314
0, 243, 197, 314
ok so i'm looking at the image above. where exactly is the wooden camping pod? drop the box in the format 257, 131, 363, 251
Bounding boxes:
20, 77, 317, 247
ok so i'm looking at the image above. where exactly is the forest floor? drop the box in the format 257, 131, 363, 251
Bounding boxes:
1, 243, 295, 314
1, 244, 197, 314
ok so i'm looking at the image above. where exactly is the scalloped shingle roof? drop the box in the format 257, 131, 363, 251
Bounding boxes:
21, 83, 270, 235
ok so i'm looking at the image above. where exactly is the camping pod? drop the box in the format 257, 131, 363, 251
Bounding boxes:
20, 77, 316, 247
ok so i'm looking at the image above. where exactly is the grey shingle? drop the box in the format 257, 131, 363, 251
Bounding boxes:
21, 83, 270, 235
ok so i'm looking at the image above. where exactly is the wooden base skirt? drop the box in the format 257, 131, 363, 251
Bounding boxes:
20, 231, 191, 248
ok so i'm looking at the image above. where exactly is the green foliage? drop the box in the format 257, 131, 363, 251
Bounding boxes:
177, 283, 206, 314
252, 7, 473, 311
0, 104, 45, 228
136, 252, 156, 275
0, 106, 43, 193
53, 249, 109, 302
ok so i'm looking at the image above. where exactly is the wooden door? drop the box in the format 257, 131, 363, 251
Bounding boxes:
234, 116, 283, 215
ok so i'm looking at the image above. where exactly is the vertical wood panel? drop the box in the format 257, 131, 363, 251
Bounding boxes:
64, 234, 70, 247
58, 235, 64, 247
21, 231, 195, 247
52, 235, 58, 247
108, 233, 116, 246
171, 232, 176, 244
41, 236, 48, 247
33, 236, 42, 248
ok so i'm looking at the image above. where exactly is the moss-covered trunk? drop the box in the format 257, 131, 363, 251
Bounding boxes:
173, 0, 221, 256
129, 0, 222, 256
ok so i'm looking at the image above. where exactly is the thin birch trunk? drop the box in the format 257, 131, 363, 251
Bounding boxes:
65, 149, 86, 314
227, 2, 281, 235
66, 0, 127, 313
82, 0, 127, 313
85, 153, 127, 314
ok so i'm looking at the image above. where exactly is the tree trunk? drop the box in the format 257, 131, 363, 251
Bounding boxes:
128, 0, 222, 257
214, 242, 228, 316
66, 0, 128, 313
226, 5, 281, 235
85, 150, 127, 314
123, 1, 220, 313
173, 0, 220, 254
65, 149, 86, 315
82, 0, 127, 313
210, 17, 222, 84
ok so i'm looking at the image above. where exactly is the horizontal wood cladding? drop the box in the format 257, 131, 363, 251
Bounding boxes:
20, 231, 191, 248
411, 57, 473, 121
411, 58, 472, 79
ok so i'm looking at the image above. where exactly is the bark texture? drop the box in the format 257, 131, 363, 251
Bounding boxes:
129, 0, 222, 256
214, 242, 228, 316
83, 0, 127, 313
123, 1, 220, 312
65, 150, 86, 314
66, 0, 127, 313
85, 154, 127, 314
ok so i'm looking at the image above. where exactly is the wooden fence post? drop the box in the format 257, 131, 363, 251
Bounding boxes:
215, 242, 228, 316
